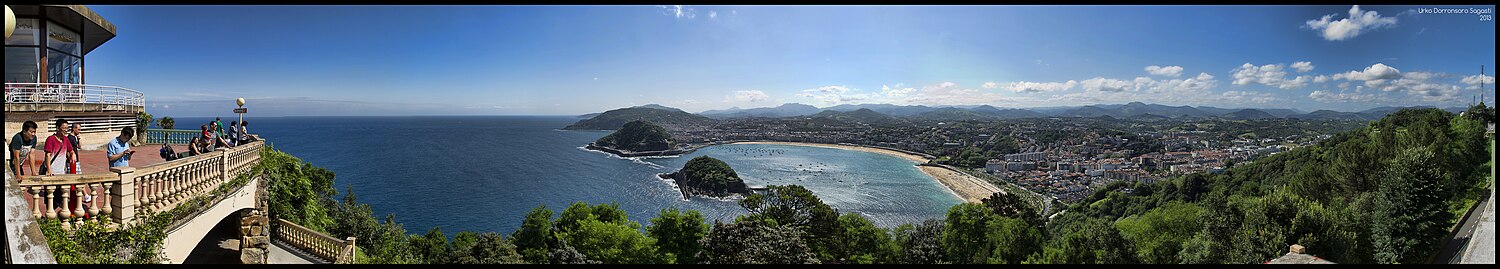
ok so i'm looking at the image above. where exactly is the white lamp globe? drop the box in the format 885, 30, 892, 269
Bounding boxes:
5, 5, 15, 39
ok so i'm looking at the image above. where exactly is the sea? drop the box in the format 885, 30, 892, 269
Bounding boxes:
167, 116, 963, 234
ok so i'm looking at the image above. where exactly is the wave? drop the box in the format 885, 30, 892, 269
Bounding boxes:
577, 146, 668, 169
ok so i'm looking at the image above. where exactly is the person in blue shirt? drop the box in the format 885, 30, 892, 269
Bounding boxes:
107, 127, 136, 168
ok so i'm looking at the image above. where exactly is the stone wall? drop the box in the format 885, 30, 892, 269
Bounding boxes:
238, 209, 269, 264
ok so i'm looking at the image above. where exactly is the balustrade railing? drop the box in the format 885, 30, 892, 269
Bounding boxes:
14, 140, 264, 226
275, 218, 356, 264
3, 83, 145, 108
144, 129, 200, 145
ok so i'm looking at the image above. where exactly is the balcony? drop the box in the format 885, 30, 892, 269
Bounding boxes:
4, 83, 145, 113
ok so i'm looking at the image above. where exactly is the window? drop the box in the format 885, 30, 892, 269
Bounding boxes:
5, 19, 40, 46
47, 21, 82, 56
47, 51, 82, 84
4, 47, 40, 83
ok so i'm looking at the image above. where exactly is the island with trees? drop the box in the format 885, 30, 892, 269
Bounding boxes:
587, 120, 696, 157
658, 156, 751, 199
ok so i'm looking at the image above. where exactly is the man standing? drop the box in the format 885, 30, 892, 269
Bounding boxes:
108, 127, 136, 168
68, 123, 82, 174
43, 119, 75, 176
9, 121, 38, 179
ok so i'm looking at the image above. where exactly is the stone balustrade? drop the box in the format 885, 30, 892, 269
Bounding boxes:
14, 139, 264, 227
274, 218, 356, 264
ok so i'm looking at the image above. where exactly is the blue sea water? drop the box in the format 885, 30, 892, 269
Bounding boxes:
169, 116, 962, 234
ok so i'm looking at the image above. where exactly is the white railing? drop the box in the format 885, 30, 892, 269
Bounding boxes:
275, 218, 357, 264
4, 83, 145, 108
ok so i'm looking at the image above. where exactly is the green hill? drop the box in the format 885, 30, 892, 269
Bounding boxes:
564, 106, 716, 130
594, 120, 673, 152
660, 156, 750, 198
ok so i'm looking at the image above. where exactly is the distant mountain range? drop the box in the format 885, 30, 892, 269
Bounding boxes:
569, 102, 1469, 128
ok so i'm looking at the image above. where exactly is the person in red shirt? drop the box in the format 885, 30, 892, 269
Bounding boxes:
41, 119, 80, 217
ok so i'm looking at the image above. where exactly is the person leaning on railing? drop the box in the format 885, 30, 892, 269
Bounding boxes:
9, 121, 39, 180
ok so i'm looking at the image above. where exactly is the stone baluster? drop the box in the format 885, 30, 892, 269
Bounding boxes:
86, 183, 100, 222
100, 181, 113, 218
142, 174, 155, 212
43, 186, 56, 219
110, 166, 135, 224
70, 185, 83, 226
29, 186, 42, 219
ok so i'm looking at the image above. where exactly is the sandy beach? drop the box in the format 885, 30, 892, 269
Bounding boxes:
729, 141, 999, 203
730, 141, 930, 163
919, 165, 1002, 203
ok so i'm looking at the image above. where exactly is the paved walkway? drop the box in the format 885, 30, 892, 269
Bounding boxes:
11, 143, 193, 176
1459, 184, 1494, 264
268, 239, 320, 264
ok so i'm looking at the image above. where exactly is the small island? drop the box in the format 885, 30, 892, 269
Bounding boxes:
658, 156, 751, 199
587, 120, 698, 157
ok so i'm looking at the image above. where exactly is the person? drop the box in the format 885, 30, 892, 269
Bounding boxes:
225, 121, 240, 147
41, 119, 77, 215
9, 121, 38, 179
107, 127, 135, 168
211, 122, 233, 148
238, 120, 255, 143
42, 119, 76, 176
214, 117, 225, 139
68, 123, 82, 174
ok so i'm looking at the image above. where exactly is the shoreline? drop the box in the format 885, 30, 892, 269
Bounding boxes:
724, 141, 997, 203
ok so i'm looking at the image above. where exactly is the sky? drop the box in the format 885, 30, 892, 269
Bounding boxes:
74, 5, 1497, 117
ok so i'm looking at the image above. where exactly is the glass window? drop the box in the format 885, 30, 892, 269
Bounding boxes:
47, 21, 82, 56
6, 18, 40, 45
46, 51, 81, 84
4, 47, 40, 83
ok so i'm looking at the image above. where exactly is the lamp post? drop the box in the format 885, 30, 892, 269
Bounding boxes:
235, 98, 247, 127
5, 5, 15, 39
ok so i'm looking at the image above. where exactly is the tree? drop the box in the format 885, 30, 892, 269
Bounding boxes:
833, 213, 898, 264
510, 205, 555, 263
985, 216, 1043, 264
157, 116, 175, 143
941, 203, 993, 264
1037, 217, 1137, 264
738, 185, 839, 260
699, 218, 819, 264
892, 219, 946, 264
980, 191, 1043, 228
557, 218, 663, 264
1114, 201, 1203, 264
1371, 147, 1452, 264
134, 111, 152, 145
411, 227, 450, 263
467, 232, 525, 264
648, 208, 709, 264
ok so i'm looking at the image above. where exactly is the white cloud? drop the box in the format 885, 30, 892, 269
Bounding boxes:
1145, 73, 1219, 94
732, 90, 770, 102
1331, 63, 1402, 81
1081, 77, 1136, 92
1462, 75, 1495, 89
1144, 65, 1184, 77
658, 5, 697, 19
1291, 61, 1315, 72
1002, 80, 1078, 93
709, 10, 717, 19
1304, 5, 1398, 41
1313, 75, 1330, 83
798, 85, 868, 106
1309, 90, 1379, 103
1230, 63, 1310, 89
1220, 91, 1280, 104
982, 82, 999, 89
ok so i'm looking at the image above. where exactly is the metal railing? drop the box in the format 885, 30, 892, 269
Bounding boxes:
275, 219, 356, 264
4, 83, 145, 108
144, 129, 200, 145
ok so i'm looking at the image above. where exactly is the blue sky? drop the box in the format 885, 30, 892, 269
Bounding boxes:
77, 5, 1496, 117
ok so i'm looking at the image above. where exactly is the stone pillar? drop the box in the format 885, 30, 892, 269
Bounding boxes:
239, 209, 270, 264
110, 167, 136, 224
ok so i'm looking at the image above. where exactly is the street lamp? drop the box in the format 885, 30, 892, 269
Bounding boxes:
5, 5, 15, 39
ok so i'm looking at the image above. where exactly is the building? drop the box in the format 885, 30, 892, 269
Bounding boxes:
1005, 151, 1046, 162
4, 5, 139, 150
